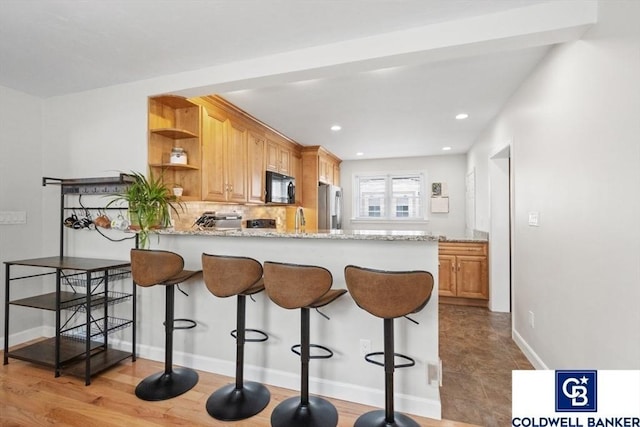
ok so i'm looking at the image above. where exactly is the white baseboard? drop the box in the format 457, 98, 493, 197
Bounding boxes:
512, 328, 548, 370
1, 326, 52, 347
3, 332, 440, 420
134, 342, 442, 420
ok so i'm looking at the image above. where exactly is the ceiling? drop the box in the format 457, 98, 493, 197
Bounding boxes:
0, 0, 591, 160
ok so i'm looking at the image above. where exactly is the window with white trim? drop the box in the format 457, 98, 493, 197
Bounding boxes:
354, 173, 425, 220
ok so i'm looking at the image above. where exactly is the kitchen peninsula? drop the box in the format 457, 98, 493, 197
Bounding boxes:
141, 93, 443, 418
144, 228, 442, 419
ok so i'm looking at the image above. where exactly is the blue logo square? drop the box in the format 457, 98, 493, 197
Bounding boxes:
555, 370, 597, 412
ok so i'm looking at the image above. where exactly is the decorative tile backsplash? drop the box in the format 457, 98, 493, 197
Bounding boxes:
172, 202, 288, 231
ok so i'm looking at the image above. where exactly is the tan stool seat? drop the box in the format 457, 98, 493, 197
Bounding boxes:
130, 249, 201, 402
201, 254, 270, 421
344, 265, 434, 427
344, 266, 433, 319
309, 288, 348, 308
131, 249, 200, 287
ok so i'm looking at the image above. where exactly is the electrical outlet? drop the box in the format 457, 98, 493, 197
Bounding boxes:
427, 362, 441, 386
528, 311, 535, 328
359, 339, 371, 357
528, 211, 539, 226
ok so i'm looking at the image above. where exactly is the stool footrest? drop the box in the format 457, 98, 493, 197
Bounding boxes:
291, 343, 334, 359
364, 351, 415, 369
165, 318, 197, 330
231, 328, 269, 342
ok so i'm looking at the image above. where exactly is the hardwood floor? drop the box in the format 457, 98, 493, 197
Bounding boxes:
1, 353, 476, 427
2, 305, 530, 426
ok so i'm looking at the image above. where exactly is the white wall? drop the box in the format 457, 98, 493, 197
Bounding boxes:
0, 85, 45, 340
340, 154, 467, 237
467, 1, 640, 369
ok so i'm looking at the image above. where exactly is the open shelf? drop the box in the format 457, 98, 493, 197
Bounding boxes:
149, 163, 199, 170
148, 95, 202, 201
7, 336, 105, 367
6, 338, 132, 379
65, 348, 133, 378
150, 128, 198, 139
10, 291, 131, 311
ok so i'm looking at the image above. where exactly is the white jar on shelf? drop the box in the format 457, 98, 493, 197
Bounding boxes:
169, 147, 187, 165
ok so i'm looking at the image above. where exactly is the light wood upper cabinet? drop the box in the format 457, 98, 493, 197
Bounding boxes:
318, 152, 341, 185
226, 119, 248, 203
301, 146, 342, 231
151, 94, 336, 208
248, 132, 266, 203
267, 139, 291, 175
332, 163, 341, 187
201, 110, 248, 203
148, 95, 202, 200
438, 242, 489, 305
201, 111, 226, 201
318, 156, 331, 184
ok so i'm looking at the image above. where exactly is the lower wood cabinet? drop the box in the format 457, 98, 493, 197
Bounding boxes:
438, 241, 488, 306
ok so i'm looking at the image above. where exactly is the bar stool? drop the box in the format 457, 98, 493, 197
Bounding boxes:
344, 265, 434, 427
263, 261, 347, 427
130, 249, 201, 401
201, 253, 270, 421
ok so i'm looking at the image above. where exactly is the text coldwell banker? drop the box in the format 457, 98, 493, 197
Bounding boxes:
512, 417, 640, 427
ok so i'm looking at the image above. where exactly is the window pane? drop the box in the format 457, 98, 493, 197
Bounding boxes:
391, 176, 421, 218
359, 177, 386, 217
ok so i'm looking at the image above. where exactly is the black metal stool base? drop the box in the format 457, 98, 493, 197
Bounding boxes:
135, 367, 199, 401
205, 381, 270, 421
354, 410, 420, 427
271, 395, 338, 427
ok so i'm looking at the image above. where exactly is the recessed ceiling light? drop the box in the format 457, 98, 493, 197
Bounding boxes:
330, 125, 342, 131
442, 147, 452, 151
356, 152, 364, 156
455, 113, 469, 120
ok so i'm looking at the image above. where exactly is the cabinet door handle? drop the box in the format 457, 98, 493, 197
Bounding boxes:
457, 264, 461, 272
451, 264, 455, 272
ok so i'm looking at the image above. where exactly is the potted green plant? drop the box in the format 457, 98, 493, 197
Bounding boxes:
108, 171, 184, 248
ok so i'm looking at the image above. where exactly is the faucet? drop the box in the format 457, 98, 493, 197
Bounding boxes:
294, 207, 306, 232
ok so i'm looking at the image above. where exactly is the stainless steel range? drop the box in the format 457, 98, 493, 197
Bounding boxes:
194, 212, 242, 230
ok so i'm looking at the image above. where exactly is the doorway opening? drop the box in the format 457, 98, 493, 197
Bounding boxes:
489, 144, 512, 312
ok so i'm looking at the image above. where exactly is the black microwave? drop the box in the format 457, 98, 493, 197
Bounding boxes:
265, 171, 295, 204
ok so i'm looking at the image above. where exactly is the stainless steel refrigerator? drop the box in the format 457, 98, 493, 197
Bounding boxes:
318, 183, 343, 230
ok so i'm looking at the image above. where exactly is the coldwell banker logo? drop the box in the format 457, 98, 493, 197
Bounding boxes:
512, 370, 640, 427
556, 370, 597, 412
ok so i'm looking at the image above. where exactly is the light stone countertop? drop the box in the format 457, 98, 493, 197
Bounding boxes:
157, 227, 441, 242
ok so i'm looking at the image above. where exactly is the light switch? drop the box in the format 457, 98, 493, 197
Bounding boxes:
0, 211, 27, 224
528, 211, 539, 227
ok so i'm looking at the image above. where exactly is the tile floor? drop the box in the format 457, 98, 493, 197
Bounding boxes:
439, 303, 534, 426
